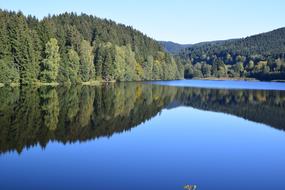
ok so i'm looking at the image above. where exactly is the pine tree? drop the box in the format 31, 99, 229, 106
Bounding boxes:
41, 38, 60, 83
67, 48, 80, 84
0, 12, 20, 84
7, 12, 39, 84
94, 46, 104, 80
79, 40, 95, 82
102, 49, 114, 81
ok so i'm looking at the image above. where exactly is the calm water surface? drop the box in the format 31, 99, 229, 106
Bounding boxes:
0, 80, 285, 190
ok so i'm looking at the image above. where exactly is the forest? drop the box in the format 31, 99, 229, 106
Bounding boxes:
0, 83, 284, 154
175, 28, 285, 81
0, 10, 184, 85
1, 9, 285, 84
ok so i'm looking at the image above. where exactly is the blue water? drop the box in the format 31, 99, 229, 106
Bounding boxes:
152, 79, 285, 91
0, 81, 285, 190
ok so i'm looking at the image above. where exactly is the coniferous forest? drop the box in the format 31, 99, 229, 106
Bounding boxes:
1, 9, 285, 85
175, 28, 285, 81
0, 10, 184, 85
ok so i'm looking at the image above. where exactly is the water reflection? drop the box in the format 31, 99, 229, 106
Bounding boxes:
0, 83, 284, 154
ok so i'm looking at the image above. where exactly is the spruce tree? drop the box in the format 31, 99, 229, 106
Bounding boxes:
67, 48, 80, 84
79, 40, 95, 82
41, 38, 60, 83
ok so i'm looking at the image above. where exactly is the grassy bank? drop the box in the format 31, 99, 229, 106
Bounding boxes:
0, 80, 104, 87
34, 82, 60, 86
0, 83, 20, 87
82, 80, 101, 86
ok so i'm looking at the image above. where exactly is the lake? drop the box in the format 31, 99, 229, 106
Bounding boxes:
0, 80, 285, 190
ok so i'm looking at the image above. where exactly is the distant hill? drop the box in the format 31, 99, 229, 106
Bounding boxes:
184, 27, 285, 55
159, 41, 192, 54
178, 27, 285, 81
190, 39, 237, 48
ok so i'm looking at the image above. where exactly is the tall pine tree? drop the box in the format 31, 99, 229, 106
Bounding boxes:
41, 38, 60, 83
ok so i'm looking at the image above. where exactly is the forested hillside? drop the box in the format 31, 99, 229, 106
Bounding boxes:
0, 10, 184, 85
179, 28, 285, 81
159, 41, 192, 54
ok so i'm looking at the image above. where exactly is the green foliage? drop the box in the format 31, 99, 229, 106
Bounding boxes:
40, 87, 59, 131
113, 45, 127, 81
201, 63, 212, 77
143, 56, 154, 80
0, 12, 20, 84
101, 43, 115, 81
0, 10, 183, 84
41, 38, 60, 83
179, 27, 285, 80
4, 12, 39, 84
0, 84, 285, 153
79, 40, 95, 82
67, 48, 80, 84
0, 59, 20, 84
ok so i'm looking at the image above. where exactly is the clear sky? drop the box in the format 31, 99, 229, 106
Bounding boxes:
0, 0, 284, 44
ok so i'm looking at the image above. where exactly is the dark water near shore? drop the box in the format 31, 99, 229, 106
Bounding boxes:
0, 80, 285, 190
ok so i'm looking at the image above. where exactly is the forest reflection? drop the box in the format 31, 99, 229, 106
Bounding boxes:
0, 83, 284, 154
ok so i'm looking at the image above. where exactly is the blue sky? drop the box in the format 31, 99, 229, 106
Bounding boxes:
0, 0, 284, 44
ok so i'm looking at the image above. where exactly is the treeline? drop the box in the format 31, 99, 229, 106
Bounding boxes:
0, 10, 184, 85
178, 28, 285, 80
1, 83, 285, 154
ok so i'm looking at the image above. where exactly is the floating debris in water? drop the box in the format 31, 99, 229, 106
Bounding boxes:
184, 184, 197, 190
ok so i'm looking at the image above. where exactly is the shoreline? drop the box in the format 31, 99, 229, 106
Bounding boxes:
82, 81, 101, 86
0, 80, 104, 87
191, 77, 285, 82
192, 77, 259, 81
1, 78, 284, 88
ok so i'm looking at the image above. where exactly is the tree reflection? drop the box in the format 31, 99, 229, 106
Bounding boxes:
0, 83, 284, 154
40, 87, 59, 131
